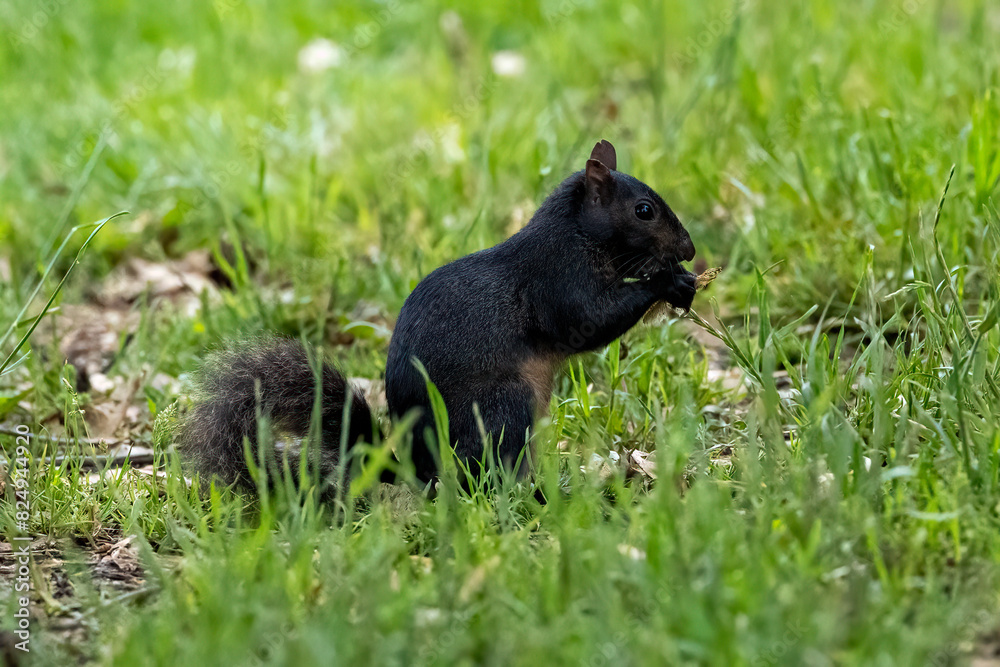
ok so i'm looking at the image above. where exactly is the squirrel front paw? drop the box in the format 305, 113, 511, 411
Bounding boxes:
655, 267, 696, 312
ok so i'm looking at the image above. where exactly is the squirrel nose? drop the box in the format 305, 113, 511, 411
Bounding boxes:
680, 234, 696, 262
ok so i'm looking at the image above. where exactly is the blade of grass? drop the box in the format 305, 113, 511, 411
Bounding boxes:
0, 212, 126, 376
37, 133, 109, 261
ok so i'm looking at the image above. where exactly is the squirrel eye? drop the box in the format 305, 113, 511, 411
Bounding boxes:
634, 202, 654, 220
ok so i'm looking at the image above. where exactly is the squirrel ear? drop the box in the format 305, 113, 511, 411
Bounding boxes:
585, 158, 615, 205
589, 140, 617, 171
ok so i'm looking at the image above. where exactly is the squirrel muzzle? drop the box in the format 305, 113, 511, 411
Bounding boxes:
662, 264, 697, 312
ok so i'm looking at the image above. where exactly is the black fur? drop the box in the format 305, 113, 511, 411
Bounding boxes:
178, 337, 374, 492
386, 141, 696, 481
180, 141, 696, 492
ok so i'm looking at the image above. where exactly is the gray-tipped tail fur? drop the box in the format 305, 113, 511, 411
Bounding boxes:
178, 337, 375, 493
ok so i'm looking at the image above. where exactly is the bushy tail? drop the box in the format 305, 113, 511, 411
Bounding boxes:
178, 337, 375, 494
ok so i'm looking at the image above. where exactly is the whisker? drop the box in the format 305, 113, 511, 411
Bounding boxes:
599, 253, 654, 297
601, 249, 643, 275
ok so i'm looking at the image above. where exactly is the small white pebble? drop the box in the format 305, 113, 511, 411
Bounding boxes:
88, 373, 116, 395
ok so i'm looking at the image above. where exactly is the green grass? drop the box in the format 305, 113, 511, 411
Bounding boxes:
2, 0, 1000, 664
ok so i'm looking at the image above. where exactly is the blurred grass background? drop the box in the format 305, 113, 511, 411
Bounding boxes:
2, 0, 1000, 665
3, 0, 994, 325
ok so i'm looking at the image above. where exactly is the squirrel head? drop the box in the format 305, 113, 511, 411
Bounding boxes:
580, 140, 696, 269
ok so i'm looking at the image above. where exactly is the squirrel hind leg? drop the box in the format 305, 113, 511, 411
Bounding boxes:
455, 381, 536, 482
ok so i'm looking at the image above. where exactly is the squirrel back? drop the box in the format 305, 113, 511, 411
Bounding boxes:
179, 140, 696, 492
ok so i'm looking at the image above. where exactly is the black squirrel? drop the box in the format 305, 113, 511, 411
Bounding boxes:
178, 140, 696, 492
